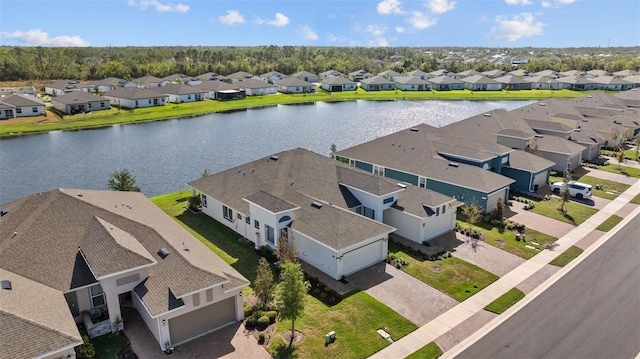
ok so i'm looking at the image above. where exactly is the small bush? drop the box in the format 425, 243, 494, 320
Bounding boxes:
258, 332, 266, 344
264, 311, 277, 324
244, 303, 254, 317
76, 335, 95, 359
257, 315, 270, 329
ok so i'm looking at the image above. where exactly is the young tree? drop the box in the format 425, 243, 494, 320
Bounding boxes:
107, 169, 140, 192
461, 200, 482, 226
330, 143, 337, 155
254, 257, 275, 305
559, 165, 571, 213
277, 230, 297, 264
615, 146, 625, 169
275, 261, 309, 347
493, 197, 504, 224
201, 167, 211, 178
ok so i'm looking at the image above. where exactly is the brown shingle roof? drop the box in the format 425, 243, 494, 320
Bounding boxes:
0, 94, 45, 107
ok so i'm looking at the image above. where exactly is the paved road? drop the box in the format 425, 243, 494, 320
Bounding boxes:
456, 213, 640, 359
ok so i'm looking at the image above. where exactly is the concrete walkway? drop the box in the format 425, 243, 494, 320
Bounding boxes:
369, 177, 640, 359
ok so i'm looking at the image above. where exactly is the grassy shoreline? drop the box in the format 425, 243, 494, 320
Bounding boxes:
0, 88, 586, 138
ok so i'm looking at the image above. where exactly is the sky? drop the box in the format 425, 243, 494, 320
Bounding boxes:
1, 0, 638, 48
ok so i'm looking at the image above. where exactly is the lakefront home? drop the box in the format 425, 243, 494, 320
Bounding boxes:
0, 94, 46, 119
51, 92, 110, 114
320, 76, 357, 92
103, 87, 169, 109
0, 189, 249, 357
187, 148, 460, 280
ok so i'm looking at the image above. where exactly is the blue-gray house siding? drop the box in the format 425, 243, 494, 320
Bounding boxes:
354, 160, 373, 172
500, 167, 533, 192
384, 168, 419, 186
426, 178, 490, 210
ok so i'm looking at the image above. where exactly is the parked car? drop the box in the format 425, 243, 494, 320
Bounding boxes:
550, 181, 593, 199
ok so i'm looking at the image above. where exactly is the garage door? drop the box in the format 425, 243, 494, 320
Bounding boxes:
168, 296, 236, 346
342, 240, 384, 275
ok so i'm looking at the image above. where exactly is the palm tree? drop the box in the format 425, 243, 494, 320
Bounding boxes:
107, 169, 140, 192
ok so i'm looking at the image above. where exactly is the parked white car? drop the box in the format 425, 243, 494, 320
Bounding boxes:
550, 181, 593, 199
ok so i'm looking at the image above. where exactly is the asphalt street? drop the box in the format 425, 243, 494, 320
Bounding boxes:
456, 213, 640, 359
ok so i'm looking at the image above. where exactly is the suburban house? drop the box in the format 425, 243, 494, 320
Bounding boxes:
133, 75, 163, 88
45, 80, 91, 96
196, 80, 245, 100
260, 71, 288, 83
290, 70, 319, 83
321, 77, 357, 92
482, 69, 507, 78
227, 71, 256, 83
237, 79, 278, 96
319, 69, 344, 79
527, 76, 560, 90
612, 70, 638, 78
0, 189, 249, 357
349, 69, 373, 82
532, 70, 559, 79
51, 92, 110, 114
335, 125, 516, 212
406, 69, 430, 80
394, 76, 431, 91
461, 75, 502, 91
0, 94, 46, 119
590, 76, 634, 91
428, 75, 465, 91
615, 88, 640, 108
378, 70, 402, 80
428, 69, 451, 78
87, 77, 135, 93
159, 74, 194, 86
275, 77, 315, 94
0, 85, 37, 96
187, 149, 460, 280
455, 70, 481, 79
156, 84, 206, 103
103, 87, 169, 109
494, 75, 532, 90
360, 76, 395, 91
555, 76, 598, 91
508, 69, 530, 77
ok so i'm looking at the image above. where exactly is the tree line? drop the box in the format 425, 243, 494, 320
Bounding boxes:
1, 45, 639, 82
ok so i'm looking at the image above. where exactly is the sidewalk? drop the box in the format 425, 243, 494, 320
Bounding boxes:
369, 178, 640, 359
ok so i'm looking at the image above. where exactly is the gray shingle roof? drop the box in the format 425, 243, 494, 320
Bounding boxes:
237, 78, 277, 89
428, 75, 464, 85
524, 118, 573, 133
133, 75, 162, 84
157, 83, 206, 95
275, 77, 314, 87
505, 150, 555, 172
196, 80, 238, 92
104, 87, 167, 100
361, 75, 395, 85
461, 75, 500, 84
245, 191, 299, 213
52, 91, 108, 105
536, 135, 585, 155
0, 93, 45, 107
322, 76, 355, 85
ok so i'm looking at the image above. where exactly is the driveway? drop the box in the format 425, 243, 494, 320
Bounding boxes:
580, 167, 639, 185
347, 262, 458, 326
506, 201, 574, 239
122, 307, 270, 359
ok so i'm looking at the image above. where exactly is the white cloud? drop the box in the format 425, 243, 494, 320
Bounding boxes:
256, 13, 290, 27
489, 12, 544, 41
377, 0, 403, 15
127, 0, 189, 13
395, 26, 406, 33
558, 0, 576, 3
302, 25, 318, 40
407, 11, 437, 30
541, 1, 551, 7
369, 38, 390, 47
218, 10, 245, 25
425, 0, 456, 14
1, 29, 89, 47
505, 0, 532, 5
367, 25, 388, 37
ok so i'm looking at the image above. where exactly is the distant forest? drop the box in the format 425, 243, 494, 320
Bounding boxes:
1, 45, 639, 81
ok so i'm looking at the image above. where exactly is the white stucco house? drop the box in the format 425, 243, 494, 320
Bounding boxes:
188, 148, 459, 280
51, 92, 110, 114
155, 84, 206, 103
321, 77, 357, 92
103, 87, 169, 109
237, 79, 278, 96
0, 189, 249, 358
0, 94, 46, 119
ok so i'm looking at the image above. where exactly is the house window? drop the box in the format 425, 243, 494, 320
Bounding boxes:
237, 213, 243, 220
135, 100, 139, 106
90, 284, 105, 308
436, 207, 440, 216
187, 95, 192, 100
201, 194, 207, 207
16, 108, 22, 114
419, 177, 426, 188
266, 225, 275, 245
373, 165, 384, 176
383, 197, 394, 204
206, 289, 213, 302
100, 102, 105, 107
223, 206, 233, 221
246, 216, 250, 224
349, 159, 355, 167
254, 220, 260, 229
193, 293, 200, 307
442, 205, 446, 214
148, 99, 152, 104
32, 107, 38, 113
88, 103, 92, 109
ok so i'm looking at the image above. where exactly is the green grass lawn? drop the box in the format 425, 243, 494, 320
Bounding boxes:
516, 196, 598, 226
406, 342, 443, 359
596, 163, 640, 178
388, 242, 498, 302
484, 288, 525, 314
549, 175, 630, 200
456, 220, 557, 259
267, 291, 417, 359
0, 89, 584, 137
549, 246, 584, 267
151, 191, 260, 294
595, 215, 624, 232
631, 193, 640, 205
86, 332, 129, 359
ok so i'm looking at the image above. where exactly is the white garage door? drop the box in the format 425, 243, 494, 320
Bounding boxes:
342, 240, 384, 276
168, 296, 236, 346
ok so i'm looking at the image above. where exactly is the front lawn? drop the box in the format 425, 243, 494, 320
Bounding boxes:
406, 342, 443, 359
596, 163, 640, 178
483, 288, 525, 314
630, 193, 640, 205
456, 220, 557, 259
516, 197, 598, 226
549, 246, 584, 267
549, 175, 630, 200
267, 291, 417, 359
388, 242, 499, 302
92, 332, 130, 359
151, 191, 260, 294
595, 215, 624, 232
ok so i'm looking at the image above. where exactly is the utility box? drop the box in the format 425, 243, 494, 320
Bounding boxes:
325, 331, 336, 345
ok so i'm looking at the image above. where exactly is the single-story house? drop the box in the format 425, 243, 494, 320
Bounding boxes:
155, 84, 206, 103
532, 70, 559, 79
45, 79, 91, 95
321, 76, 357, 92
348, 69, 373, 82
237, 79, 278, 96
590, 76, 634, 91
290, 71, 319, 83
0, 189, 249, 357
195, 80, 245, 100
275, 77, 315, 94
394, 76, 431, 91
319, 70, 344, 79
501, 150, 555, 192
455, 70, 482, 79
378, 70, 402, 80
586, 69, 611, 78
406, 69, 430, 80
0, 85, 37, 96
428, 69, 452, 78
51, 92, 110, 114
428, 75, 465, 91
87, 77, 135, 93
0, 94, 46, 119
508, 69, 530, 77
227, 71, 257, 83
360, 76, 395, 91
133, 75, 163, 88
527, 76, 560, 90
534, 134, 585, 171
482, 69, 507, 78
555, 76, 599, 91
494, 75, 532, 90
159, 73, 191, 86
461, 75, 502, 91
188, 148, 460, 280
260, 71, 288, 83
612, 70, 638, 78
103, 87, 169, 109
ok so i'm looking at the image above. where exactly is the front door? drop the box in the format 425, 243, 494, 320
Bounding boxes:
153, 98, 158, 105
65, 291, 80, 317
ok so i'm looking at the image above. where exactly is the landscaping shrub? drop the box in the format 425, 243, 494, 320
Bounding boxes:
244, 302, 253, 317
75, 335, 95, 359
264, 311, 277, 324
258, 332, 266, 345
257, 315, 270, 329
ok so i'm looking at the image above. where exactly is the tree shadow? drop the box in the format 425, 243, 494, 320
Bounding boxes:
270, 340, 299, 359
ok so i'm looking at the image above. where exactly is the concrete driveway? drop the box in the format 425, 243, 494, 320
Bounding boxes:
506, 201, 574, 239
122, 307, 270, 359
346, 262, 458, 326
